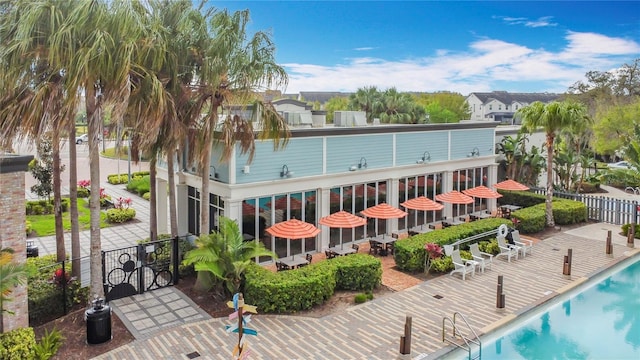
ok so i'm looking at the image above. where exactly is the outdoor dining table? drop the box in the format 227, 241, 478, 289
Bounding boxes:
329, 246, 357, 256
428, 221, 443, 229
409, 224, 433, 234
470, 211, 492, 220
443, 218, 465, 227
280, 256, 309, 269
500, 204, 522, 219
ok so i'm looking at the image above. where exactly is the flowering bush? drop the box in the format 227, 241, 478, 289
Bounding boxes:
115, 197, 132, 209
78, 179, 90, 188
425, 243, 443, 259
51, 268, 72, 286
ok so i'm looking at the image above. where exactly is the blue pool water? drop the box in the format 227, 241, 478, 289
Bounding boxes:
477, 258, 640, 360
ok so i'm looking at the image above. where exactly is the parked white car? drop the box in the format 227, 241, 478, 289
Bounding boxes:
75, 134, 88, 144
607, 161, 631, 169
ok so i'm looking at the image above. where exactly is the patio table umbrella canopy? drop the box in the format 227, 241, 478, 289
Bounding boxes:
360, 203, 408, 219
319, 210, 367, 228
435, 190, 474, 204
493, 179, 530, 191
265, 218, 320, 239
463, 185, 503, 199
401, 196, 444, 211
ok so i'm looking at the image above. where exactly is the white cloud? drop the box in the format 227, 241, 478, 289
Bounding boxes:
498, 15, 557, 28
282, 32, 640, 96
353, 47, 375, 51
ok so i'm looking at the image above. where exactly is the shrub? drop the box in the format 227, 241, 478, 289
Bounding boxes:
26, 220, 33, 236
25, 199, 69, 215
142, 192, 151, 200
622, 223, 640, 239
26, 255, 89, 326
0, 327, 36, 360
354, 293, 368, 304
497, 190, 545, 208
105, 208, 136, 223
394, 218, 512, 272
244, 254, 382, 313
107, 171, 150, 185
33, 328, 63, 360
126, 175, 150, 196
76, 186, 90, 198
429, 250, 473, 273
511, 199, 587, 233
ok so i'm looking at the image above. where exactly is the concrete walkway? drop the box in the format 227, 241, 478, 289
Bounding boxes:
93, 223, 639, 360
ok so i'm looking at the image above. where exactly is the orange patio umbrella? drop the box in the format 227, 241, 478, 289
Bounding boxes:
401, 196, 444, 211
266, 196, 303, 210
319, 211, 367, 228
435, 190, 474, 204
319, 211, 367, 249
493, 179, 530, 191
463, 185, 503, 199
266, 218, 321, 260
360, 203, 408, 219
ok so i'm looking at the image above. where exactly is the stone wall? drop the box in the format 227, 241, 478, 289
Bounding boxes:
0, 154, 33, 332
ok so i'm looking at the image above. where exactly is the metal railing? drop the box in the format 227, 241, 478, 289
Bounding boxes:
442, 311, 482, 360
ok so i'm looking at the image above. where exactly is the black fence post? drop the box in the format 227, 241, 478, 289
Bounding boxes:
101, 250, 107, 301
62, 260, 67, 315
137, 244, 145, 295
173, 236, 180, 285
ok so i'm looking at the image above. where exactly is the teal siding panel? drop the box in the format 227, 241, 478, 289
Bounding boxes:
326, 134, 393, 174
450, 129, 495, 159
396, 131, 449, 165
234, 138, 323, 184
209, 143, 230, 182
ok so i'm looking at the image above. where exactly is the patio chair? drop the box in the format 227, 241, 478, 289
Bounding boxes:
297, 253, 313, 267
450, 249, 475, 280
325, 249, 336, 259
368, 239, 382, 255
511, 230, 533, 258
496, 236, 519, 263
352, 244, 360, 252
469, 243, 493, 273
275, 261, 290, 271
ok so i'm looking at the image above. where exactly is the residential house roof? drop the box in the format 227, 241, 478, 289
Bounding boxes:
470, 91, 561, 104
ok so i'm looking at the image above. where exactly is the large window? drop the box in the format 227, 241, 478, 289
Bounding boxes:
398, 173, 443, 230
244, 191, 317, 261
452, 166, 489, 216
187, 186, 224, 236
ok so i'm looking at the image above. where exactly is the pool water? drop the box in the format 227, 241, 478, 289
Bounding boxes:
477, 258, 640, 360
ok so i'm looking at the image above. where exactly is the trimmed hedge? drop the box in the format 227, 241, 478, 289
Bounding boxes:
0, 327, 36, 360
105, 208, 136, 223
497, 190, 545, 208
106, 170, 150, 185
511, 199, 587, 234
25, 198, 70, 215
126, 175, 150, 196
622, 223, 640, 239
244, 253, 381, 313
393, 218, 512, 272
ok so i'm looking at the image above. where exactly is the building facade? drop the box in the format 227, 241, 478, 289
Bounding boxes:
156, 115, 500, 263
466, 91, 561, 124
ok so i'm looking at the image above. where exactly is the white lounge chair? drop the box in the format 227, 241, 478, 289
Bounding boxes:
450, 249, 476, 280
511, 230, 533, 258
496, 236, 519, 262
470, 243, 493, 273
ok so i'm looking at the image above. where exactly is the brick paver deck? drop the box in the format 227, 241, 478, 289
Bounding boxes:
96, 230, 640, 360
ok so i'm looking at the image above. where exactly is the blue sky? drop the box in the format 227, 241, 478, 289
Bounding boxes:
212, 1, 640, 95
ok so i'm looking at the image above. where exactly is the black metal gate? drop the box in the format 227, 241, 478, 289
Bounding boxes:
102, 237, 180, 302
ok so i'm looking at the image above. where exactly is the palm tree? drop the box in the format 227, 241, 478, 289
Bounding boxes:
182, 217, 276, 294
349, 86, 381, 123
190, 8, 289, 236
518, 101, 589, 227
378, 88, 413, 124
0, 0, 79, 263
0, 247, 27, 333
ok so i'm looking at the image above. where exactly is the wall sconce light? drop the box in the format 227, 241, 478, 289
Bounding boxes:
349, 157, 368, 171
467, 147, 480, 158
280, 164, 293, 178
209, 166, 219, 179
416, 151, 431, 164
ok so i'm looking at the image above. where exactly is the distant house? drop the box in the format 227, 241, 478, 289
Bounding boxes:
466, 91, 561, 124
298, 91, 351, 106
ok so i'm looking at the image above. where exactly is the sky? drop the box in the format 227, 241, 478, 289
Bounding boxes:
211, 1, 640, 96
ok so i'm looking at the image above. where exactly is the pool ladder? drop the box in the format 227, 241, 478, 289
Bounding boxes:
442, 312, 482, 359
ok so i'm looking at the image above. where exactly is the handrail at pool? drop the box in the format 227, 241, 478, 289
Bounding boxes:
450, 229, 499, 250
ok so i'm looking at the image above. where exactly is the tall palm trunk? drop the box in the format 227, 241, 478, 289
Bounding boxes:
167, 152, 178, 237
52, 129, 66, 262
545, 134, 555, 227
86, 85, 103, 297
149, 156, 158, 242
69, 122, 81, 278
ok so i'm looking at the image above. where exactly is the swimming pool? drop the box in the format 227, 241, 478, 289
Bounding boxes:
468, 256, 640, 359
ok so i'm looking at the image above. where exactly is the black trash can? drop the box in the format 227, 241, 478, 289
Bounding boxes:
86, 297, 112, 344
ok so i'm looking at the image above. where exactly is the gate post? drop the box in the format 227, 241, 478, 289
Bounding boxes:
172, 236, 180, 285
101, 250, 108, 300
137, 244, 145, 295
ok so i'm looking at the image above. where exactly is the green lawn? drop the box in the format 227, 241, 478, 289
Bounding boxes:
27, 198, 110, 237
